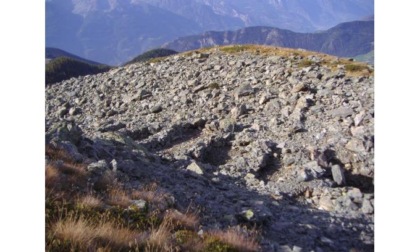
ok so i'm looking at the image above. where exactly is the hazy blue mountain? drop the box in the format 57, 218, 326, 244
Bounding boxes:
140, 0, 373, 32
46, 47, 106, 65
46, 0, 373, 65
163, 21, 374, 59
46, 0, 201, 65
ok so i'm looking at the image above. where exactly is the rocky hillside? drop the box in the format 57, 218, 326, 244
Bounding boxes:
163, 21, 374, 59
45, 45, 374, 251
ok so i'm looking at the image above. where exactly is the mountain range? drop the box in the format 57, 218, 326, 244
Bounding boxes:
46, 0, 373, 65
46, 47, 105, 65
163, 20, 374, 59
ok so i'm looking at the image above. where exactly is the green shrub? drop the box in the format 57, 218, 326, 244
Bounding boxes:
203, 236, 238, 252
209, 82, 220, 89
298, 59, 314, 68
124, 48, 178, 65
46, 57, 111, 85
220, 45, 254, 54
344, 64, 366, 72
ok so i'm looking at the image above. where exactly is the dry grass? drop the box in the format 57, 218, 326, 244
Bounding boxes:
53, 216, 143, 251
206, 228, 260, 252
45, 144, 262, 251
105, 187, 132, 208
77, 195, 104, 209
131, 189, 160, 202
46, 164, 60, 188
164, 209, 199, 230
46, 145, 76, 164
146, 220, 173, 251
92, 171, 118, 191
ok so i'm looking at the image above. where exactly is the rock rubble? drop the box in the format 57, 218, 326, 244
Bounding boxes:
46, 47, 374, 251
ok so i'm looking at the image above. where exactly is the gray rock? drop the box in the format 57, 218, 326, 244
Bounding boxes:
231, 104, 247, 119
331, 164, 346, 186
304, 161, 325, 179
234, 84, 254, 100
139, 89, 152, 99
87, 160, 109, 173
111, 159, 118, 172
292, 246, 303, 252
291, 83, 307, 93
68, 107, 82, 116
99, 122, 126, 132
279, 245, 293, 252
362, 198, 374, 214
45, 49, 375, 251
354, 111, 366, 126
57, 106, 68, 117
151, 105, 163, 113
297, 169, 310, 182
347, 188, 363, 204
319, 196, 334, 211
345, 138, 365, 153
186, 161, 204, 175
53, 141, 84, 162
350, 126, 365, 138
329, 106, 353, 118
131, 199, 147, 210
46, 122, 83, 144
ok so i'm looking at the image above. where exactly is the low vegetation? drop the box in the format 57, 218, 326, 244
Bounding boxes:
124, 48, 178, 66
46, 57, 111, 85
45, 144, 260, 251
220, 45, 256, 54
189, 44, 373, 77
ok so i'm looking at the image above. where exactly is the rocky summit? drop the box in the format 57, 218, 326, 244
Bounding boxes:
45, 45, 374, 251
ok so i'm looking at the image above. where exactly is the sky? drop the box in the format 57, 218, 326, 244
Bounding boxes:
2, 1, 420, 251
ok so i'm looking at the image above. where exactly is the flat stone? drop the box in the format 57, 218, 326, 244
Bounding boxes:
331, 164, 346, 186
329, 106, 353, 118
234, 84, 254, 100
151, 105, 163, 113
193, 84, 207, 93
362, 199, 374, 214
292, 245, 303, 252
354, 111, 366, 126
68, 107, 82, 116
186, 161, 204, 175
87, 160, 109, 172
350, 126, 365, 138
319, 196, 334, 211
292, 83, 307, 93
345, 138, 365, 153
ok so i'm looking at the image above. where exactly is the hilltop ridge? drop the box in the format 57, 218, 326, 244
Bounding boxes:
163, 21, 374, 60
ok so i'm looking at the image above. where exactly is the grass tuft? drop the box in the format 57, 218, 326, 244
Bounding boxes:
204, 229, 260, 252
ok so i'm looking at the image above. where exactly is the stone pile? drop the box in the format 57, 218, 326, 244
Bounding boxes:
46, 48, 374, 251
